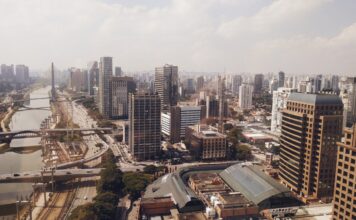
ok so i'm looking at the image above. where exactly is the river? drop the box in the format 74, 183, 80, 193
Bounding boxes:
0, 86, 51, 208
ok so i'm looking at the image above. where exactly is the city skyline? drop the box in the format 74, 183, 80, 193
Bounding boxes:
0, 0, 356, 74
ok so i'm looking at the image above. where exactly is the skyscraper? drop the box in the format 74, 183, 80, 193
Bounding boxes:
254, 74, 264, 94
278, 71, 285, 88
162, 105, 202, 143
232, 75, 242, 96
279, 93, 343, 202
332, 124, 356, 220
331, 75, 339, 92
15, 64, 29, 83
239, 83, 253, 110
99, 57, 113, 118
0, 64, 14, 81
154, 64, 178, 112
115, 66, 122, 76
129, 93, 161, 161
270, 88, 297, 133
88, 61, 99, 96
196, 76, 204, 92
110, 76, 136, 119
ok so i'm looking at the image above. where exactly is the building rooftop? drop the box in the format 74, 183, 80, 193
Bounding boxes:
288, 93, 343, 105
219, 164, 290, 205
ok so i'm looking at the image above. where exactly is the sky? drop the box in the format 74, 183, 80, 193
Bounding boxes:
1, 0, 356, 74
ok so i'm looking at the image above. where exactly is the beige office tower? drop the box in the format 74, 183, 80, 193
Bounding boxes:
154, 64, 178, 112
332, 125, 356, 220
279, 93, 343, 202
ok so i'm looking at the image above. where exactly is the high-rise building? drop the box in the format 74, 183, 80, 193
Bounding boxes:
88, 61, 99, 96
154, 64, 178, 112
279, 93, 343, 202
278, 71, 285, 88
239, 83, 253, 110
331, 75, 339, 92
332, 124, 356, 220
15, 64, 29, 84
184, 78, 195, 94
0, 64, 14, 81
161, 105, 202, 143
196, 76, 204, 92
110, 76, 136, 119
270, 88, 297, 133
115, 66, 122, 76
69, 68, 88, 92
314, 75, 322, 93
232, 75, 242, 96
99, 57, 113, 118
340, 77, 356, 128
129, 93, 161, 161
254, 74, 264, 94
269, 78, 278, 94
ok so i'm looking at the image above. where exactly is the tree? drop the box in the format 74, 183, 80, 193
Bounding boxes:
234, 144, 252, 161
94, 192, 119, 205
227, 127, 243, 145
68, 203, 98, 220
143, 165, 157, 174
97, 151, 124, 195
123, 172, 152, 200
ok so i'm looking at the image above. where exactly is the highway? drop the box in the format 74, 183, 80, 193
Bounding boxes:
0, 168, 101, 183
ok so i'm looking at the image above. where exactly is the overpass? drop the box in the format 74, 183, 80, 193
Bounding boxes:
0, 127, 112, 142
0, 168, 101, 183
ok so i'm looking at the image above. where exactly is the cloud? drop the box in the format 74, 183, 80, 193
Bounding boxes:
0, 0, 354, 74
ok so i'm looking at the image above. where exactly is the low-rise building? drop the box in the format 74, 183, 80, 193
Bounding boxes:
185, 125, 227, 160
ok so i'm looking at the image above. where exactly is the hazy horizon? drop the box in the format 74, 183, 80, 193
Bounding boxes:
1, 0, 356, 74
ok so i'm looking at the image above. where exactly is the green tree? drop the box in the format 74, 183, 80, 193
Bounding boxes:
234, 144, 252, 161
68, 203, 98, 220
143, 165, 157, 174
94, 192, 119, 205
227, 127, 243, 145
123, 172, 152, 200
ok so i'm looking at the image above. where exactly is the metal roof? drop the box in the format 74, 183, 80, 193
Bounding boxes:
288, 93, 342, 105
219, 164, 290, 205
143, 173, 200, 210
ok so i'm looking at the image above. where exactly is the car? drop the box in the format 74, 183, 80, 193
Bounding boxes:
84, 196, 88, 200
13, 174, 20, 177
66, 172, 72, 175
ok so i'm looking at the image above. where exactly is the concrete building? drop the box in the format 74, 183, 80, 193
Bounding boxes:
0, 64, 14, 81
161, 106, 202, 144
196, 76, 204, 91
332, 124, 356, 220
278, 71, 285, 88
185, 124, 227, 160
99, 57, 113, 118
15, 64, 29, 84
129, 93, 161, 161
269, 78, 278, 94
232, 75, 242, 96
279, 93, 343, 202
114, 66, 122, 76
340, 77, 356, 128
110, 76, 136, 119
154, 64, 178, 112
69, 68, 88, 92
254, 74, 264, 94
331, 75, 339, 92
239, 83, 253, 110
270, 88, 297, 133
87, 61, 99, 96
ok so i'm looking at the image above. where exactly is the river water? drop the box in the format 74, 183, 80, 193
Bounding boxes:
0, 86, 51, 207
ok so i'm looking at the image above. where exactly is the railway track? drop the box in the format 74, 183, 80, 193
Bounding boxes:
37, 192, 61, 220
